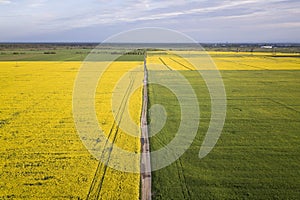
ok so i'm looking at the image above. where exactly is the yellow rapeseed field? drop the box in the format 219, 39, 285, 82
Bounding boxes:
147, 53, 195, 70
147, 51, 300, 70
0, 61, 143, 199
91, 62, 143, 199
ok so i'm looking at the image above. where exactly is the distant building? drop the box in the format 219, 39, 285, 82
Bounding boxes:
261, 45, 273, 49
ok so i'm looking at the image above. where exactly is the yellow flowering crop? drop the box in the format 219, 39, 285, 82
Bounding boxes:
147, 51, 300, 70
0, 61, 143, 199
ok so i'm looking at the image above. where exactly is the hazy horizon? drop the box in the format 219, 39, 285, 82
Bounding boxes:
0, 41, 299, 44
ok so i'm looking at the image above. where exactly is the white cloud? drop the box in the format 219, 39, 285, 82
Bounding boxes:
0, 0, 11, 4
27, 0, 47, 7
51, 0, 284, 29
0, 0, 299, 42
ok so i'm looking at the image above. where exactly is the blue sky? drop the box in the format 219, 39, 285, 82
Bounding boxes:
0, 0, 299, 42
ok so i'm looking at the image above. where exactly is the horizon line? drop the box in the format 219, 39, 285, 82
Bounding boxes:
0, 42, 299, 45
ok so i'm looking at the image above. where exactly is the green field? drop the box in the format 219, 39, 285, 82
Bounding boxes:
0, 50, 144, 61
149, 68, 300, 199
0, 44, 144, 61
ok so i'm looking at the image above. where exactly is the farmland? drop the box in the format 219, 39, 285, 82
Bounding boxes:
0, 44, 145, 62
147, 52, 300, 199
85, 61, 143, 199
0, 44, 300, 199
0, 60, 143, 199
0, 62, 92, 198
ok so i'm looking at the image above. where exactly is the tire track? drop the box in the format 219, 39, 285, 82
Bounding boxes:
88, 75, 135, 199
87, 72, 136, 199
152, 136, 191, 199
176, 159, 191, 199
217, 58, 268, 70
268, 98, 300, 113
169, 58, 193, 70
158, 57, 173, 71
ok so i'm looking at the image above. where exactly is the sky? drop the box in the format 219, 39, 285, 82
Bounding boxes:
0, 0, 299, 43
